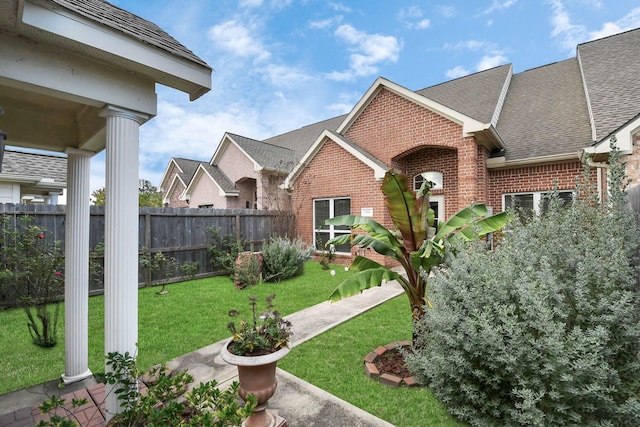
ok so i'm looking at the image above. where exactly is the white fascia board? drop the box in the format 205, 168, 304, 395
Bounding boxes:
158, 159, 183, 192
0, 32, 157, 116
336, 77, 487, 137
0, 174, 40, 184
586, 116, 640, 157
21, 1, 211, 97
486, 152, 581, 169
283, 129, 386, 189
221, 134, 261, 171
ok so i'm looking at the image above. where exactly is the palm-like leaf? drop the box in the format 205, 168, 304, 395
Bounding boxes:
381, 171, 426, 253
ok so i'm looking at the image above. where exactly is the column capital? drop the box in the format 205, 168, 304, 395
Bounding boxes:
99, 105, 149, 125
65, 147, 96, 157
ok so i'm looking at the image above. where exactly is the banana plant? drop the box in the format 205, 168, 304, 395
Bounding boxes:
326, 170, 509, 322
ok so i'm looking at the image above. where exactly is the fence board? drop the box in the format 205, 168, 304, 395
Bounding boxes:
0, 204, 287, 303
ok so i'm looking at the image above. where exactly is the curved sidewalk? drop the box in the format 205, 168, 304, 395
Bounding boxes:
0, 280, 403, 426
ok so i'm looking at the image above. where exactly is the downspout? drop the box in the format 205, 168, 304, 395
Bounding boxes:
0, 106, 6, 172
587, 158, 609, 204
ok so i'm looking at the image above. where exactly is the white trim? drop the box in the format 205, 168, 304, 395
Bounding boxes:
336, 77, 490, 137
21, 1, 211, 99
584, 116, 640, 158
313, 197, 352, 254
183, 164, 239, 201
487, 152, 582, 169
283, 130, 387, 189
210, 133, 262, 171
158, 159, 185, 192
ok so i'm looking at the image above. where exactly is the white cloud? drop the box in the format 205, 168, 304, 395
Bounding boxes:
482, 0, 518, 15
329, 2, 352, 13
436, 5, 457, 18
445, 39, 492, 51
261, 64, 313, 88
327, 24, 401, 81
398, 6, 431, 30
476, 54, 508, 70
207, 20, 271, 63
446, 66, 470, 79
309, 15, 343, 29
589, 7, 640, 40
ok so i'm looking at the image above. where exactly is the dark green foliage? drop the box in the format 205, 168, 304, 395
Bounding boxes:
262, 237, 313, 282
406, 139, 640, 426
234, 251, 262, 289
0, 215, 64, 347
208, 227, 245, 275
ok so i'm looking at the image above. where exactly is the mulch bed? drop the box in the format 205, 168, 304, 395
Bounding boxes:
363, 341, 419, 387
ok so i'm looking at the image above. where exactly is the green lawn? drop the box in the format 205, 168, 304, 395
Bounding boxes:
279, 295, 464, 427
0, 261, 348, 395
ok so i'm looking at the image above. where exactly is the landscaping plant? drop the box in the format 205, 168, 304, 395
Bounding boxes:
226, 294, 292, 356
37, 351, 255, 426
208, 227, 245, 275
0, 215, 64, 347
326, 170, 508, 327
261, 236, 313, 282
406, 139, 640, 426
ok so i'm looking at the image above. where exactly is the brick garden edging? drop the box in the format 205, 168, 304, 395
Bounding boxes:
363, 341, 418, 387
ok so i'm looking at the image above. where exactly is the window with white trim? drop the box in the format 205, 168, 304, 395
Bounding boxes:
503, 190, 573, 219
314, 197, 351, 253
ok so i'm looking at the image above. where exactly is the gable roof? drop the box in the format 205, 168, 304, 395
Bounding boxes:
264, 115, 347, 161
225, 133, 296, 173
48, 0, 209, 68
183, 163, 238, 200
416, 64, 512, 125
158, 157, 202, 192
495, 58, 592, 162
283, 130, 388, 189
0, 148, 67, 185
577, 27, 640, 142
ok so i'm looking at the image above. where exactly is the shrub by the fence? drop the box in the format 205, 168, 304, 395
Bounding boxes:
261, 237, 313, 283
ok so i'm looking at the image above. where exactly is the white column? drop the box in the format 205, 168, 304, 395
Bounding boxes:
100, 105, 147, 417
62, 148, 94, 384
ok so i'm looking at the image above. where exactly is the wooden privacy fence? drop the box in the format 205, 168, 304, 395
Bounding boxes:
0, 203, 293, 294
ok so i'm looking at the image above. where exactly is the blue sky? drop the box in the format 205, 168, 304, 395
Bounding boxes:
93, 0, 640, 193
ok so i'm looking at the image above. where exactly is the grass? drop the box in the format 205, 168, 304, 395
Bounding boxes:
278, 294, 464, 427
0, 261, 349, 395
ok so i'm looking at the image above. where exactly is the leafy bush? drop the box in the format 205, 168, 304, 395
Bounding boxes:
37, 351, 256, 426
208, 227, 245, 275
406, 141, 640, 426
262, 237, 312, 282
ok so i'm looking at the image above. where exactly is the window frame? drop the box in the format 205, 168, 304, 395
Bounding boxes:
502, 190, 573, 215
313, 197, 351, 254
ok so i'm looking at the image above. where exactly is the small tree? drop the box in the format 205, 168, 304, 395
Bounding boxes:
326, 170, 508, 333
0, 216, 65, 347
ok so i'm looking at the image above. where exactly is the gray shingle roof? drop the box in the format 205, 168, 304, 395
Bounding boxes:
49, 0, 210, 68
577, 27, 640, 141
416, 64, 512, 123
496, 59, 592, 161
265, 115, 347, 162
226, 133, 296, 174
172, 158, 202, 185
201, 163, 236, 193
1, 149, 67, 183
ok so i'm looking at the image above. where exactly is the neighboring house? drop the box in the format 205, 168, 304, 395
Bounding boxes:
163, 28, 639, 265
159, 115, 345, 209
0, 148, 67, 204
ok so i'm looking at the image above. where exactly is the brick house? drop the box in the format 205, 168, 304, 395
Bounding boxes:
282, 28, 640, 261
162, 28, 639, 263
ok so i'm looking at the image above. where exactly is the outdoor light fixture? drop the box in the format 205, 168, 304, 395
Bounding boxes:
0, 106, 6, 173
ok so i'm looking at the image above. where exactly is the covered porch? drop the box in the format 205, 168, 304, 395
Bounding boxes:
0, 0, 211, 417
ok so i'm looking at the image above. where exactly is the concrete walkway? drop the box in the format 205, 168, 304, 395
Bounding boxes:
0, 280, 404, 426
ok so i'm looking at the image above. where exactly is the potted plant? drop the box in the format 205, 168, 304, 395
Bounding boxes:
220, 294, 291, 427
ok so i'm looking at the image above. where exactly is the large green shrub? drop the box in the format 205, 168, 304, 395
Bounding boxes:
261, 237, 312, 282
406, 141, 640, 426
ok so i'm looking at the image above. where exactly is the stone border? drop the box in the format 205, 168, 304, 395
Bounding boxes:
363, 341, 418, 387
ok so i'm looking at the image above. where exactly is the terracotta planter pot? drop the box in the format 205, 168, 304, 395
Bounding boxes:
220, 339, 290, 427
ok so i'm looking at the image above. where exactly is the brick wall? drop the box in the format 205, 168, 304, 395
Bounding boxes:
488, 161, 585, 211
624, 132, 640, 189
162, 165, 189, 208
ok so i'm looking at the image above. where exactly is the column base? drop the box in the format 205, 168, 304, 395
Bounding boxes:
61, 369, 93, 385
